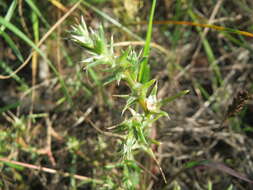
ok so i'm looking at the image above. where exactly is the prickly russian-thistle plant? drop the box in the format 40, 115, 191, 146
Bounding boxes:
70, 17, 189, 188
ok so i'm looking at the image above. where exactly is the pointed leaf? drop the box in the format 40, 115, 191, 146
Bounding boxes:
152, 111, 170, 121
159, 90, 189, 106
92, 24, 107, 55
141, 79, 156, 96
133, 123, 148, 145
84, 58, 105, 70
150, 81, 158, 96
122, 97, 138, 115
102, 74, 117, 85
118, 47, 131, 68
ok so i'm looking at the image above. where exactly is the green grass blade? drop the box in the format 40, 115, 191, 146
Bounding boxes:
138, 0, 156, 83
32, 11, 39, 41
62, 47, 74, 67
137, 57, 150, 83
88, 68, 101, 86
194, 81, 210, 100
0, 0, 24, 62
25, 0, 50, 28
171, 0, 184, 48
0, 31, 24, 62
0, 61, 28, 89
0, 17, 72, 104
0, 0, 17, 32
223, 32, 253, 53
143, 0, 156, 57
0, 17, 43, 59
208, 181, 213, 190
0, 159, 24, 171
81, 0, 142, 41
187, 9, 222, 86
0, 101, 20, 114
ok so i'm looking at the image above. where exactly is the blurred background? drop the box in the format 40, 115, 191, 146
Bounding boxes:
0, 0, 253, 189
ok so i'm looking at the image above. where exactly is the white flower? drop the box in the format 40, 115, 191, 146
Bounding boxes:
146, 95, 157, 112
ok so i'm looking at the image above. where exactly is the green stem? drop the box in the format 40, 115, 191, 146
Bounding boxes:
124, 71, 148, 113
124, 71, 136, 88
